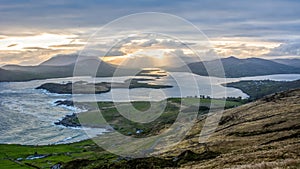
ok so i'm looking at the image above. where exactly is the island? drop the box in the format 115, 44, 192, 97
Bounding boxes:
36, 68, 173, 94
36, 79, 173, 94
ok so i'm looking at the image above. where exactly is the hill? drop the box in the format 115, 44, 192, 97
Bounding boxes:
1, 89, 299, 168
180, 56, 300, 78
1, 55, 138, 82
39, 54, 80, 66
273, 58, 300, 68
0, 68, 37, 82
172, 88, 300, 168
66, 88, 300, 168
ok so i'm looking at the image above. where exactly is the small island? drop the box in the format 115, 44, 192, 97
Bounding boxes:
36, 68, 173, 94
36, 80, 173, 94
37, 81, 112, 94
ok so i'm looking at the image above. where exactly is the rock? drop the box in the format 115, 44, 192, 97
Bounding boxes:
16, 158, 23, 161
54, 100, 74, 107
26, 154, 48, 160
51, 163, 62, 169
54, 113, 81, 127
136, 129, 143, 134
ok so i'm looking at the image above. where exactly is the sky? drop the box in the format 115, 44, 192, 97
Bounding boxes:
0, 0, 300, 66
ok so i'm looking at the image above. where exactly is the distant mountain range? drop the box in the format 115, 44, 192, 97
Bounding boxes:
0, 68, 35, 81
272, 58, 300, 68
1, 54, 137, 82
1, 55, 300, 81
174, 56, 300, 78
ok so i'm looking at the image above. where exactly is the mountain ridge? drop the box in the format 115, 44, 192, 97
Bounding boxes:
272, 58, 300, 68
1, 55, 300, 81
1, 55, 139, 82
179, 56, 300, 77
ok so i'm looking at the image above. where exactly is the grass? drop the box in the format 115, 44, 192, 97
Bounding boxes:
76, 98, 243, 137
0, 140, 114, 169
1, 90, 300, 168
0, 97, 244, 169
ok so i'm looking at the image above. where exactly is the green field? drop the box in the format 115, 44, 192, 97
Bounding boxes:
68, 98, 243, 136
0, 97, 244, 169
0, 140, 119, 169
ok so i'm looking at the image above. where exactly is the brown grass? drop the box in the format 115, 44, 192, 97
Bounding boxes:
162, 89, 300, 169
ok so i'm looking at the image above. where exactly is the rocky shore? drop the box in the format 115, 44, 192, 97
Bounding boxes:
53, 100, 110, 128
54, 100, 74, 107
54, 113, 81, 127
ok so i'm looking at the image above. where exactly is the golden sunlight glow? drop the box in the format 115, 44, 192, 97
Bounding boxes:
0, 33, 76, 51
0, 33, 84, 66
102, 49, 173, 66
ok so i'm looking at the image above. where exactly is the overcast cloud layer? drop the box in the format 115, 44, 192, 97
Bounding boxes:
0, 0, 300, 65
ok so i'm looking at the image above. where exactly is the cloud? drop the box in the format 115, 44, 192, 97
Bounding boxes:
214, 43, 271, 57
49, 44, 84, 48
266, 41, 300, 56
105, 49, 126, 56
138, 39, 193, 49
169, 49, 185, 56
139, 39, 159, 47
163, 49, 204, 65
0, 47, 76, 66
116, 35, 196, 51
1, 0, 300, 41
158, 40, 195, 48
1, 0, 300, 64
23, 47, 49, 50
7, 44, 17, 47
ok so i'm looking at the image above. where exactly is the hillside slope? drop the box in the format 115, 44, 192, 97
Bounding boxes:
166, 89, 300, 168
273, 58, 300, 68
0, 89, 299, 168
60, 89, 300, 169
0, 68, 36, 82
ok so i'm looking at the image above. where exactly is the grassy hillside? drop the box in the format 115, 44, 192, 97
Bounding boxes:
0, 90, 299, 168
175, 88, 300, 168
55, 98, 242, 135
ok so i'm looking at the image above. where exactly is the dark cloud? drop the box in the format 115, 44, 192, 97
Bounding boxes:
0, 0, 299, 40
23, 47, 49, 50
49, 44, 84, 48
158, 40, 195, 48
1, 0, 300, 64
139, 39, 159, 47
7, 43, 17, 47
116, 36, 196, 49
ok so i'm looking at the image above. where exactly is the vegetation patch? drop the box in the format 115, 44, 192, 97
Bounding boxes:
225, 79, 300, 100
